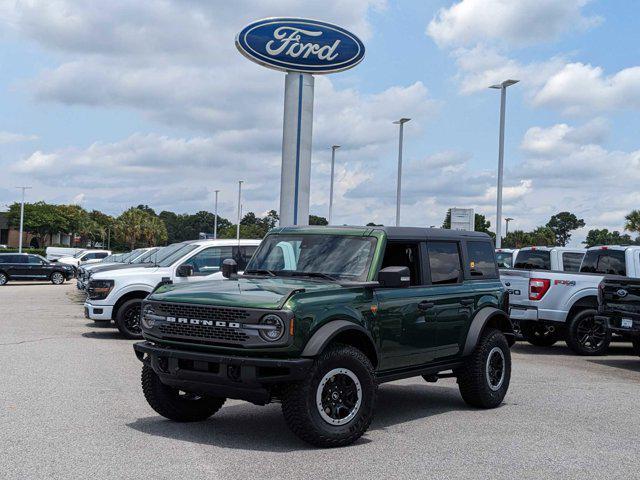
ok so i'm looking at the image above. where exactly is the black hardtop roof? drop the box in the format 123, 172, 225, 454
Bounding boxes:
274, 225, 492, 242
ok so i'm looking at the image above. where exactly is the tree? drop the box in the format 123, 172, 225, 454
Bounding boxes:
546, 212, 585, 246
583, 228, 637, 247
366, 222, 383, 226
625, 210, 640, 238
116, 208, 149, 249
309, 215, 328, 226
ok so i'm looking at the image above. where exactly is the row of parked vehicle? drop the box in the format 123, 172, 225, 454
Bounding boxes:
497, 244, 640, 356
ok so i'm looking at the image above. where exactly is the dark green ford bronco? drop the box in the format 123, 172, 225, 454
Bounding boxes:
134, 226, 513, 447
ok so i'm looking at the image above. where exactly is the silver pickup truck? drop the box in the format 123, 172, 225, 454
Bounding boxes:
501, 245, 640, 355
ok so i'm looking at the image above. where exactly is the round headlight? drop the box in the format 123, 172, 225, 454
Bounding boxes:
141, 304, 156, 329
259, 314, 285, 342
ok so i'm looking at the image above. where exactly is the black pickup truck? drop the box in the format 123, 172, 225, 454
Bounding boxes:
597, 275, 640, 355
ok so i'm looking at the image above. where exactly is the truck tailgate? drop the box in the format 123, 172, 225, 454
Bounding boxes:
601, 275, 640, 317
500, 269, 531, 305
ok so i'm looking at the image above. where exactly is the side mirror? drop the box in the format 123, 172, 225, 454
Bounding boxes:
176, 264, 194, 277
378, 266, 411, 288
221, 259, 238, 278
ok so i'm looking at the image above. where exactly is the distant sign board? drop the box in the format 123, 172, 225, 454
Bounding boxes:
450, 208, 475, 231
235, 18, 365, 74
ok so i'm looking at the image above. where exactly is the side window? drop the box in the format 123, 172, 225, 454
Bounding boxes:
182, 246, 234, 275
28, 255, 42, 264
81, 253, 94, 260
0, 256, 7, 264
380, 242, 422, 286
562, 252, 584, 272
95, 252, 109, 259
14, 255, 27, 264
427, 241, 462, 285
466, 241, 498, 278
236, 246, 258, 270
597, 253, 626, 276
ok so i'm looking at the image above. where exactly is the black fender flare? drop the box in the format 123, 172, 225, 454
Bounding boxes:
301, 320, 378, 362
462, 307, 514, 356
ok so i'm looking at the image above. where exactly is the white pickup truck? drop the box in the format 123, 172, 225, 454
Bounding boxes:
513, 246, 585, 272
84, 239, 260, 338
502, 245, 640, 355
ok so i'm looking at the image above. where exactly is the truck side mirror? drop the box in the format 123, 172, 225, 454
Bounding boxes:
176, 264, 194, 277
222, 259, 238, 278
378, 266, 411, 288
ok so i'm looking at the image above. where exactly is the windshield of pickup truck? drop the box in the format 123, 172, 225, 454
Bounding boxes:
514, 250, 551, 270
580, 249, 626, 275
156, 243, 199, 267
135, 247, 159, 263
125, 249, 146, 262
245, 234, 377, 281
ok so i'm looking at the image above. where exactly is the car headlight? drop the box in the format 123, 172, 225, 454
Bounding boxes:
141, 303, 158, 330
259, 314, 286, 342
88, 280, 114, 300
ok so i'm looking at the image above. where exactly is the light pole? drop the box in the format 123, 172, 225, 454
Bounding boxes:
328, 145, 340, 224
490, 79, 519, 248
505, 217, 514, 238
393, 118, 410, 226
16, 186, 32, 253
213, 189, 220, 240
236, 181, 243, 241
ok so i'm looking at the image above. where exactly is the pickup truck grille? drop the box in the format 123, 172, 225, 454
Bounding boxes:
158, 323, 250, 343
152, 302, 251, 323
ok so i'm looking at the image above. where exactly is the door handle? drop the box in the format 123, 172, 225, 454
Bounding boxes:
418, 301, 435, 311
460, 299, 474, 305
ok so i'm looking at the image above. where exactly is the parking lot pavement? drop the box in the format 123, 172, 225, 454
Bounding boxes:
1, 283, 639, 480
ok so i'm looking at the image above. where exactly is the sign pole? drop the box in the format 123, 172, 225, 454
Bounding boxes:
279, 72, 314, 227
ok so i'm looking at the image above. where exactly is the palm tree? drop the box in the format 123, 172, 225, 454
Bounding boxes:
625, 210, 640, 238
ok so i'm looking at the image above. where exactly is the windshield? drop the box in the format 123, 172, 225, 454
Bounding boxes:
514, 250, 551, 270
135, 248, 159, 263
156, 243, 199, 267
495, 252, 513, 268
119, 251, 136, 262
245, 234, 377, 281
126, 248, 146, 263
72, 250, 87, 258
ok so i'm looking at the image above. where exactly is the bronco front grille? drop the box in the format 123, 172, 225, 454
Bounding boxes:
152, 302, 251, 323
159, 323, 250, 343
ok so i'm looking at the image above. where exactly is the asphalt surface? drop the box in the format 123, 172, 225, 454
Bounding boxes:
1, 282, 640, 480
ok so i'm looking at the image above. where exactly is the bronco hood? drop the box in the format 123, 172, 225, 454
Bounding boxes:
149, 276, 342, 310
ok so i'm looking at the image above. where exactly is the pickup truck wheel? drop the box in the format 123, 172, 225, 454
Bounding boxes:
281, 344, 376, 448
520, 321, 557, 347
0, 272, 7, 285
115, 298, 143, 339
141, 363, 226, 422
566, 309, 611, 356
50, 272, 65, 285
458, 328, 511, 408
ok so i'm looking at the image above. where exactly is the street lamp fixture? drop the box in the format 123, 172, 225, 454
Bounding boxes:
328, 145, 341, 225
393, 118, 411, 227
489, 80, 519, 248
505, 217, 514, 237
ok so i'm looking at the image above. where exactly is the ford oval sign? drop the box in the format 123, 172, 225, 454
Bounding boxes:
236, 18, 365, 74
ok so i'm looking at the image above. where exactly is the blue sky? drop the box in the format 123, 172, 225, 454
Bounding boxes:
1, 0, 640, 245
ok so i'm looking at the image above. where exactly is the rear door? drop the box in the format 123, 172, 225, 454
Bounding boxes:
424, 240, 473, 360
26, 255, 49, 279
10, 255, 30, 277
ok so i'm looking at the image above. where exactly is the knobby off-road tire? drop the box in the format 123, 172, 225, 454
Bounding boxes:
281, 344, 377, 448
115, 298, 144, 339
141, 363, 226, 422
520, 321, 558, 347
458, 328, 511, 408
565, 309, 611, 356
51, 271, 65, 285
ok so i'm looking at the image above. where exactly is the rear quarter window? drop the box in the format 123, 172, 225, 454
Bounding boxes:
467, 241, 498, 278
514, 250, 551, 270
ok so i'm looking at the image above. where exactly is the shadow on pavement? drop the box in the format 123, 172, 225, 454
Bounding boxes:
81, 330, 128, 341
512, 342, 635, 357
127, 382, 469, 452
588, 358, 640, 373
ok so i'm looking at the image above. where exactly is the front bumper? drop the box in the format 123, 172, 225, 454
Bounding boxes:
84, 302, 114, 321
134, 341, 313, 405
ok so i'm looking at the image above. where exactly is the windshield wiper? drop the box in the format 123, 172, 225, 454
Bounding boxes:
287, 271, 338, 281
244, 269, 276, 277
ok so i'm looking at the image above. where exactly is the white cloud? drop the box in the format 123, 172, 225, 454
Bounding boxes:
427, 0, 600, 48
0, 131, 38, 144
534, 63, 640, 114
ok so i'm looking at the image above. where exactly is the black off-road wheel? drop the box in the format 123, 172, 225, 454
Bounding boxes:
566, 309, 611, 356
457, 328, 511, 408
115, 298, 144, 339
51, 271, 65, 285
141, 363, 226, 422
281, 344, 377, 448
520, 321, 557, 347
0, 272, 7, 286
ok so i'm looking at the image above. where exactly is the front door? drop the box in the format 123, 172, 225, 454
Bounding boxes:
375, 241, 437, 370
